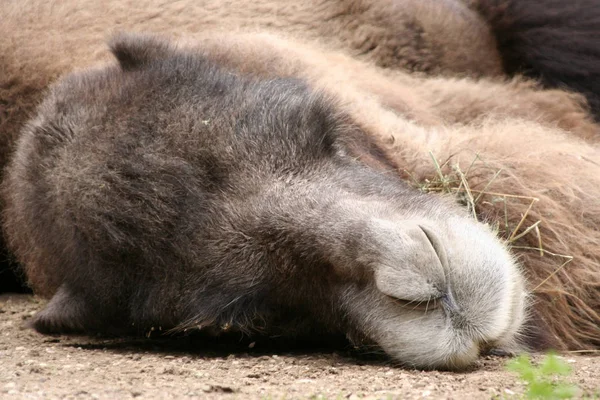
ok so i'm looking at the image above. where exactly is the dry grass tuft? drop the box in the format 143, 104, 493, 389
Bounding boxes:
406, 152, 574, 296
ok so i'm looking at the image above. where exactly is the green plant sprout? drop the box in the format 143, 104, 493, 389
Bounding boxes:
506, 353, 579, 399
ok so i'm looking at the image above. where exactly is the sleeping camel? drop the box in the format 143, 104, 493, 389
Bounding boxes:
0, 0, 599, 369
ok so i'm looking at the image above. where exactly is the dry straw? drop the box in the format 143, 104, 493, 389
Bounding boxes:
406, 152, 574, 296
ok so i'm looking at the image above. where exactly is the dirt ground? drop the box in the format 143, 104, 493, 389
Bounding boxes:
0, 294, 598, 399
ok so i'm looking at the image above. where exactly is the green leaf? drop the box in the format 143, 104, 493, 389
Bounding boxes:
552, 383, 579, 399
539, 354, 571, 376
527, 381, 555, 398
505, 353, 581, 399
507, 354, 536, 382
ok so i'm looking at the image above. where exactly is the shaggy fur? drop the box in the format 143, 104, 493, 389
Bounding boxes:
0, 0, 506, 293
476, 0, 600, 119
0, 0, 599, 362
181, 32, 600, 350
3, 35, 527, 369
0, 0, 502, 170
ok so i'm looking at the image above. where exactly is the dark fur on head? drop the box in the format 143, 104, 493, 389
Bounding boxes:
2, 34, 527, 370
477, 0, 600, 119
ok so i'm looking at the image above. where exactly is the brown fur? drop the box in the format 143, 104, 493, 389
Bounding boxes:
189, 33, 600, 349
0, 0, 502, 168
476, 0, 600, 119
0, 0, 599, 354
3, 34, 529, 370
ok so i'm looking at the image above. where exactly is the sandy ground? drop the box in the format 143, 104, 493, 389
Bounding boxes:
0, 294, 598, 400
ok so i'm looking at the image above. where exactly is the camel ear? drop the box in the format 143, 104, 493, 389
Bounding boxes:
109, 32, 174, 71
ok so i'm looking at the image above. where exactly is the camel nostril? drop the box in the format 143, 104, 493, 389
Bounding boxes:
442, 289, 461, 314
418, 225, 450, 272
